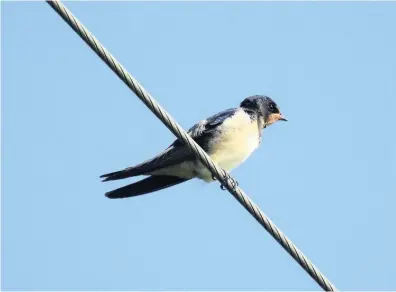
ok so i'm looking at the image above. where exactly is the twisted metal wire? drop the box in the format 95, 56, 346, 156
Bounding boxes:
46, 1, 337, 290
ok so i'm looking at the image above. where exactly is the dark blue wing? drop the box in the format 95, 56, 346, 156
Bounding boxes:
171, 108, 237, 148
204, 108, 237, 130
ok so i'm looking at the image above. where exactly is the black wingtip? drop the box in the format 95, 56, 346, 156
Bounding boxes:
105, 192, 116, 199
105, 191, 128, 199
104, 175, 190, 199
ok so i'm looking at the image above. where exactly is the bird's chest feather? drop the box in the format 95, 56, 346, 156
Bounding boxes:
207, 111, 261, 172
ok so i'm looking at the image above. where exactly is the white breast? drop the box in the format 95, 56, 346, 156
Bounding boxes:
197, 109, 262, 181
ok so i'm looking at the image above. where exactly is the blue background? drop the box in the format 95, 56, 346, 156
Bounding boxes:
2, 2, 396, 290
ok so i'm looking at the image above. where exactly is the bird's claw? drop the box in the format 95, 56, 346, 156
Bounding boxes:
220, 173, 239, 190
212, 171, 238, 190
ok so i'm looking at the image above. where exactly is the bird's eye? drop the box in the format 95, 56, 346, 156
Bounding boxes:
268, 103, 275, 112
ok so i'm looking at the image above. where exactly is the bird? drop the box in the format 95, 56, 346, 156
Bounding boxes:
100, 95, 287, 199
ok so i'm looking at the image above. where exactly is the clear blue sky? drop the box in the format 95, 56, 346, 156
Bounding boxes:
2, 1, 396, 290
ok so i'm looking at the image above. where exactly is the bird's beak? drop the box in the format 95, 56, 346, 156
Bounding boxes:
266, 113, 288, 126
279, 114, 288, 122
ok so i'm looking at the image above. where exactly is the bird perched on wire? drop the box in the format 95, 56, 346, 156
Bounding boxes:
101, 95, 287, 199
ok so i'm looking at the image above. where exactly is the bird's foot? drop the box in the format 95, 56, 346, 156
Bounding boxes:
220, 173, 239, 190
212, 172, 238, 190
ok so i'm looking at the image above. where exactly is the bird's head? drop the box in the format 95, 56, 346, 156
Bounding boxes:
240, 95, 287, 127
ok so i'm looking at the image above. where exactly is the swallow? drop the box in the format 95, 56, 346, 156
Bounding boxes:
101, 95, 287, 199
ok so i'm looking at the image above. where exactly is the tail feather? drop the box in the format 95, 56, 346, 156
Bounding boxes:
100, 168, 138, 182
105, 175, 190, 199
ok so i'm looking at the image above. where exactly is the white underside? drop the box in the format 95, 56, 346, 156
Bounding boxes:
150, 110, 263, 182
196, 110, 262, 181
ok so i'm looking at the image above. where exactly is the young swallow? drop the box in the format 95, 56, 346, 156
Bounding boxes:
101, 95, 287, 199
